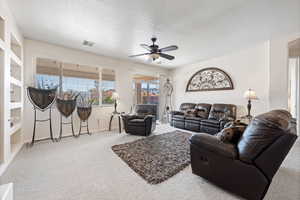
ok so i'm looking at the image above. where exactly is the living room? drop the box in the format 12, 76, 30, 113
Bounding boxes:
0, 0, 299, 200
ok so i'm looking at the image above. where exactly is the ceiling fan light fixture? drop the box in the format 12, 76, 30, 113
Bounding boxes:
129, 37, 178, 62
149, 53, 160, 61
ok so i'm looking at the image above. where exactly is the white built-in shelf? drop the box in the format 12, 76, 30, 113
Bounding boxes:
10, 102, 22, 109
10, 77, 22, 87
10, 83, 21, 103
9, 122, 21, 136
10, 34, 21, 60
10, 49, 22, 66
10, 58, 22, 81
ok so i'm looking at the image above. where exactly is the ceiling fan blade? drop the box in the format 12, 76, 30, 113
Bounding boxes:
129, 53, 150, 58
140, 44, 152, 51
159, 53, 175, 60
159, 45, 178, 52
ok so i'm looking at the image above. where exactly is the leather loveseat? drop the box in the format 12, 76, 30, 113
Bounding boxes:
170, 103, 236, 134
122, 104, 157, 136
189, 110, 298, 200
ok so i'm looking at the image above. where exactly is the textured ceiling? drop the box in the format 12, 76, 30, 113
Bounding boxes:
7, 0, 252, 68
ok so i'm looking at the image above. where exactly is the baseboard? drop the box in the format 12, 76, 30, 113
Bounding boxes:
23, 127, 118, 144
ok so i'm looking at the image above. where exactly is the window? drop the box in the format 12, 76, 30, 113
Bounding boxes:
36, 58, 60, 89
36, 58, 115, 106
101, 69, 116, 105
61, 63, 100, 104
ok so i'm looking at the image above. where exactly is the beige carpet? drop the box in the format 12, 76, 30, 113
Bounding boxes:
0, 125, 299, 200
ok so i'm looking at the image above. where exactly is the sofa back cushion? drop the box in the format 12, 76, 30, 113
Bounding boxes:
184, 109, 197, 117
135, 104, 157, 120
179, 103, 196, 111
237, 110, 296, 163
195, 103, 211, 119
208, 104, 237, 121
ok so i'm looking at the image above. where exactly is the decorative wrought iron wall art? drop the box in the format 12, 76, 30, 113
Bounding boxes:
186, 68, 234, 92
27, 86, 57, 145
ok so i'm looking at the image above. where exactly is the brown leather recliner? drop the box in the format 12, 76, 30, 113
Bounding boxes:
122, 104, 157, 136
189, 110, 298, 200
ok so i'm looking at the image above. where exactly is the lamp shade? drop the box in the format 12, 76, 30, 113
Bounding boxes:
112, 92, 119, 100
244, 89, 258, 100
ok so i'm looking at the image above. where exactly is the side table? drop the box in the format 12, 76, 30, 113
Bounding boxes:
108, 111, 123, 133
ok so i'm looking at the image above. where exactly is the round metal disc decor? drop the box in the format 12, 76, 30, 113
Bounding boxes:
186, 68, 234, 92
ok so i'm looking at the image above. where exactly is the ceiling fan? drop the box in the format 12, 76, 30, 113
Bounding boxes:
129, 37, 178, 61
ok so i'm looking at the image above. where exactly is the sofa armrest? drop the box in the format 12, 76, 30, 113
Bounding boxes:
122, 114, 144, 121
190, 133, 238, 159
220, 118, 234, 128
143, 115, 155, 123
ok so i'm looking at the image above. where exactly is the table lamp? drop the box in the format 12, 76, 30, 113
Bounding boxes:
112, 92, 119, 113
243, 89, 258, 119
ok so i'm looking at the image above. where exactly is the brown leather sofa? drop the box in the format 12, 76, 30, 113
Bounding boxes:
189, 110, 298, 200
171, 103, 236, 134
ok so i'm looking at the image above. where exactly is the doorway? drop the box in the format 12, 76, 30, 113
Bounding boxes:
288, 38, 300, 135
132, 74, 160, 118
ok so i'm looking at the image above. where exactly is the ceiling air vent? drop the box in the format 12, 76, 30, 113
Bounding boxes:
83, 40, 95, 47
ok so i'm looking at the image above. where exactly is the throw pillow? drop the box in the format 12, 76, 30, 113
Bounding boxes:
216, 125, 247, 144
184, 109, 197, 117
224, 120, 248, 128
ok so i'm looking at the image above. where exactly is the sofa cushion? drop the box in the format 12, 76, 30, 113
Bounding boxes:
173, 115, 185, 120
190, 133, 238, 159
128, 119, 146, 127
208, 104, 237, 121
238, 110, 293, 163
195, 103, 211, 118
179, 103, 196, 111
184, 109, 197, 117
135, 104, 157, 120
130, 119, 145, 123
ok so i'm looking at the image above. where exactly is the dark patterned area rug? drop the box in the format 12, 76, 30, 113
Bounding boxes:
112, 130, 192, 184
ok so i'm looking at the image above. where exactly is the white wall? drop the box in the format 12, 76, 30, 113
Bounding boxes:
23, 39, 169, 142
269, 32, 300, 110
171, 42, 270, 117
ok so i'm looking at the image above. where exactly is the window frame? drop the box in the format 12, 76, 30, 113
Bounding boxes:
35, 57, 116, 107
